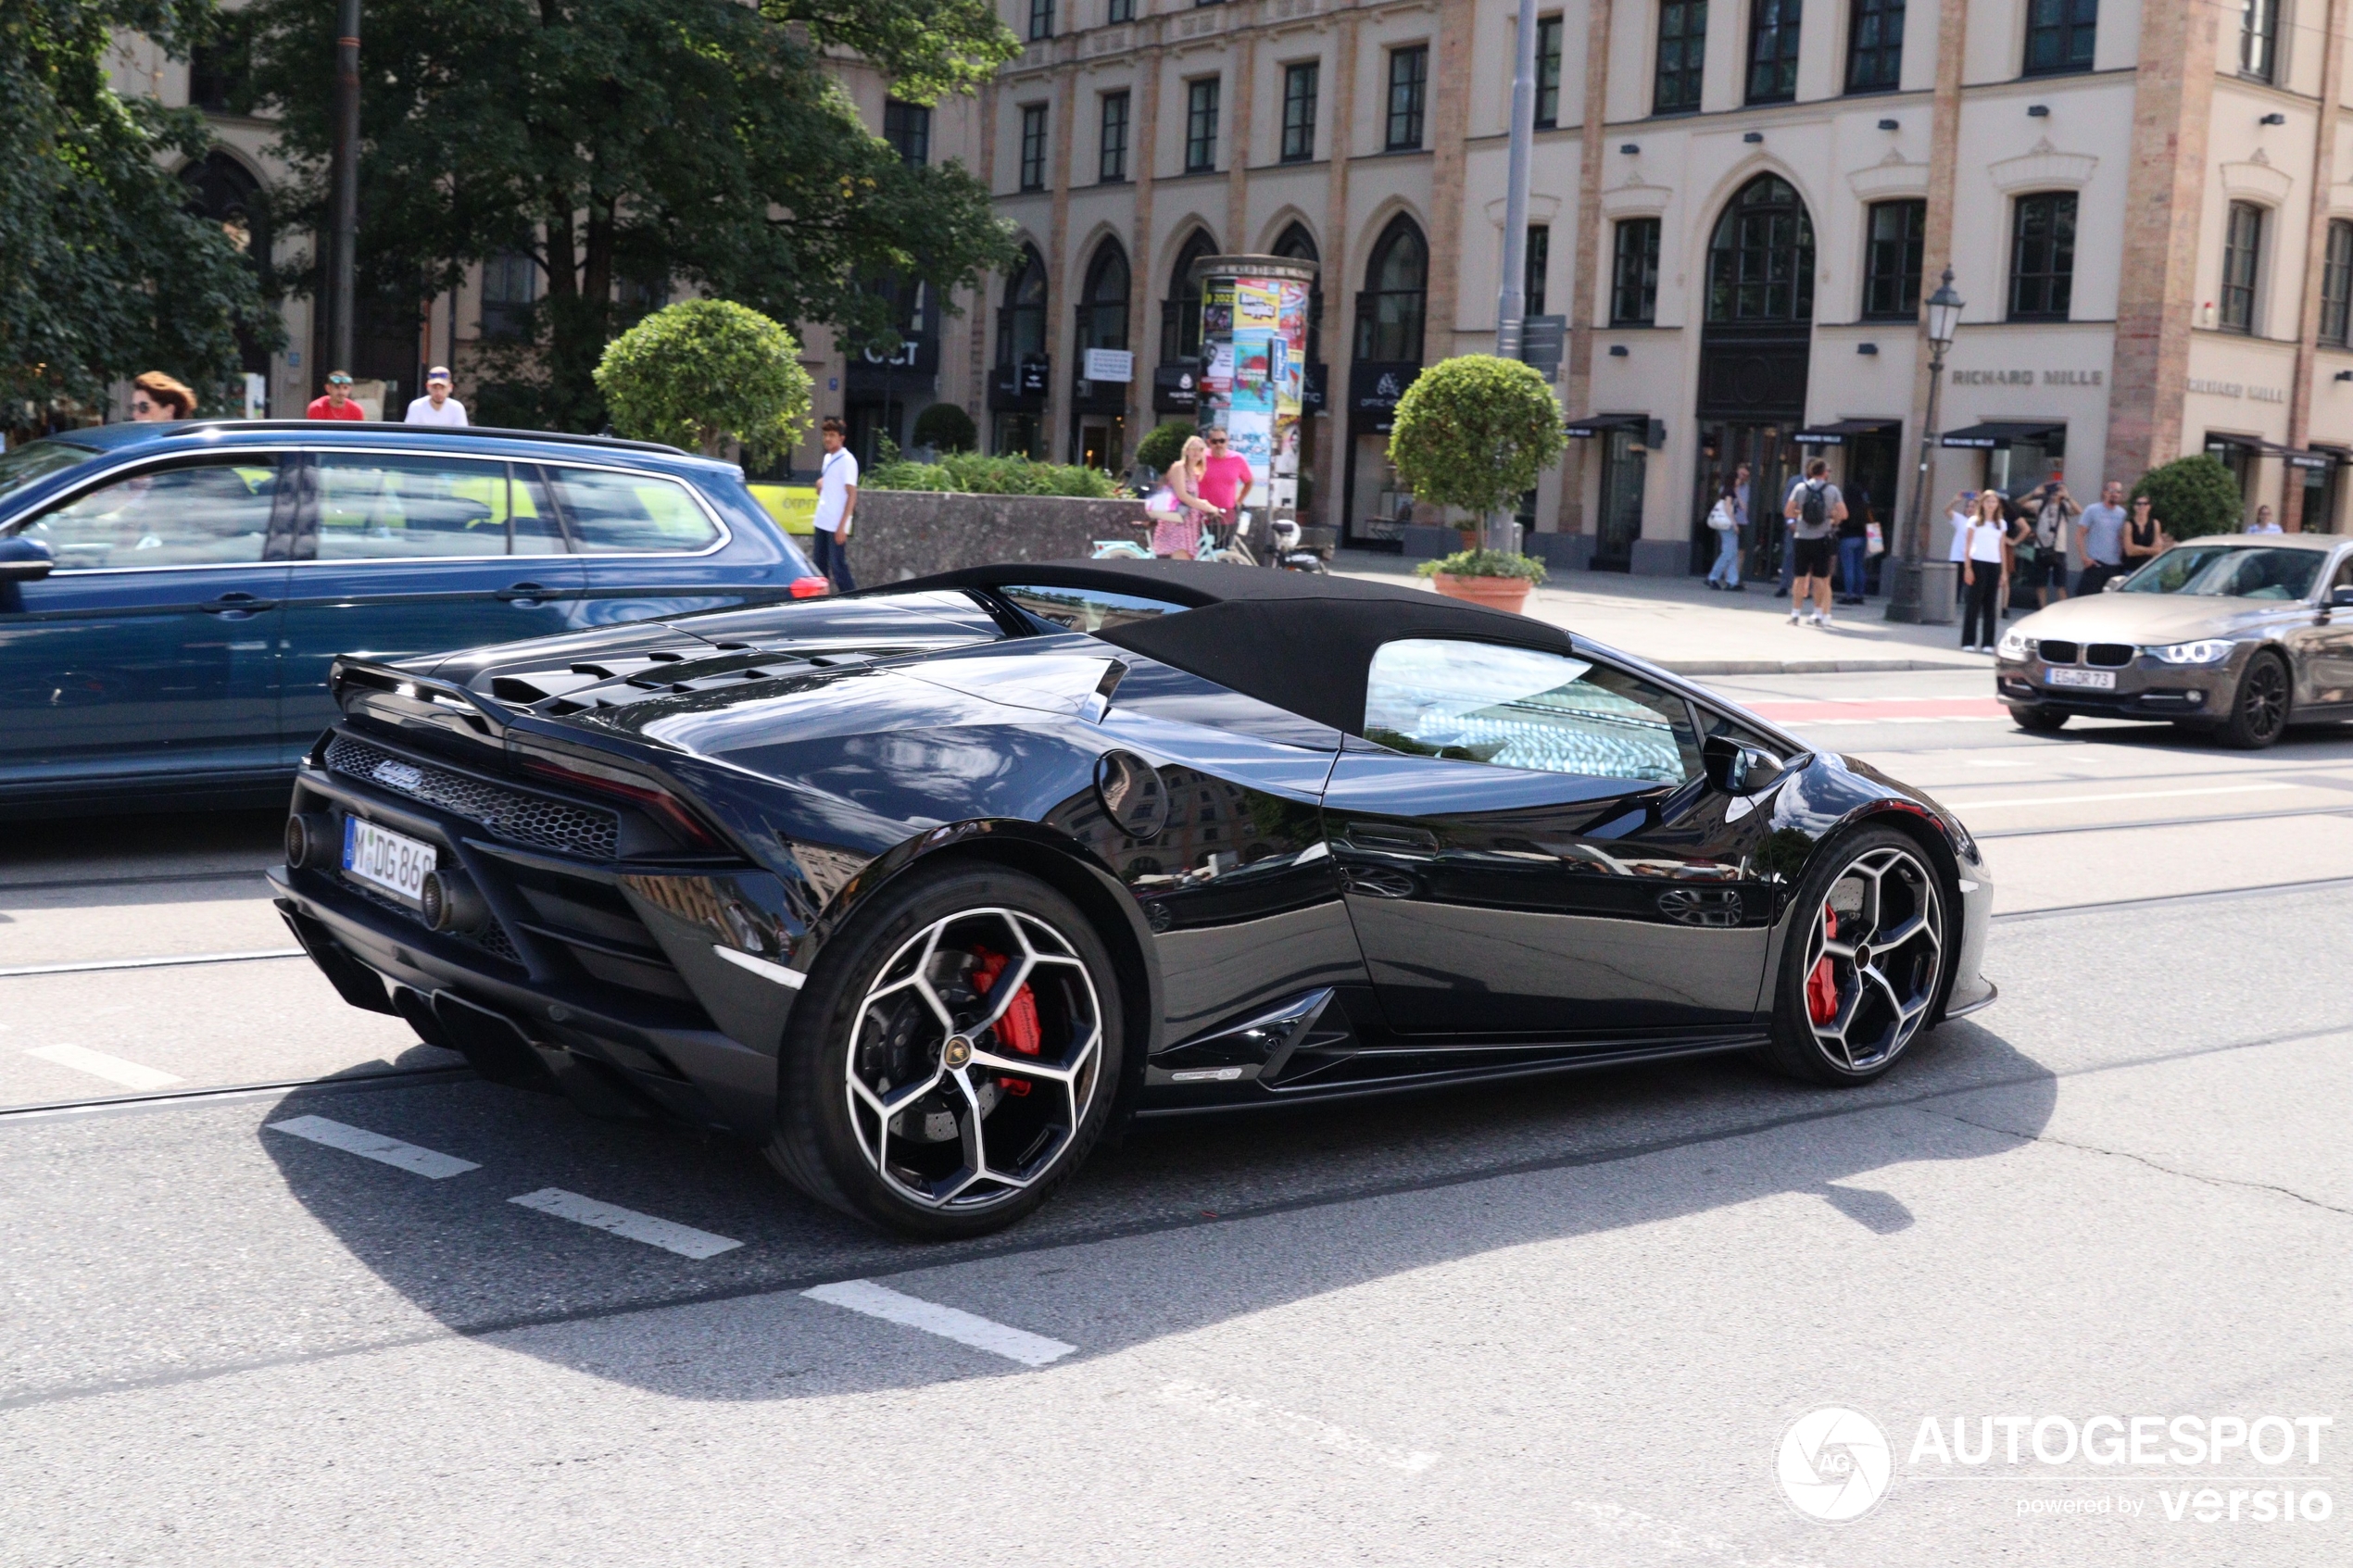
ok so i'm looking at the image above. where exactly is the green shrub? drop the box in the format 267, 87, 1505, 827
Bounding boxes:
912, 401, 978, 453
1135, 420, 1195, 475
1414, 547, 1548, 583
865, 451, 1125, 498
591, 299, 812, 461
2130, 453, 2244, 540
1388, 355, 1567, 521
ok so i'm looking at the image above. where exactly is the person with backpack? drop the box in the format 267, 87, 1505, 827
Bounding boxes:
1782, 458, 1846, 627
1704, 480, 1743, 590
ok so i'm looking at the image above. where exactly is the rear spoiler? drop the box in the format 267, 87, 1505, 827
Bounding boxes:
332, 658, 516, 740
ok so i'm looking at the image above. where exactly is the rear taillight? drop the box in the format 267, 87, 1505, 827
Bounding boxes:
788, 575, 833, 598
519, 756, 725, 852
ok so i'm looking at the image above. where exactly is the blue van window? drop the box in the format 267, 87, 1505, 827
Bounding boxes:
30, 457, 278, 570
315, 454, 564, 558
547, 465, 722, 553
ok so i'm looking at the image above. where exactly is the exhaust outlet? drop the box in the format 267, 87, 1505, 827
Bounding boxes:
420, 868, 488, 935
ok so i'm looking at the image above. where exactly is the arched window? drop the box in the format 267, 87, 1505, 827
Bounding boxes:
997, 245, 1049, 366
1077, 239, 1130, 352
1161, 229, 1220, 361
1705, 175, 1816, 323
1273, 221, 1324, 365
181, 152, 271, 373
1355, 215, 1427, 362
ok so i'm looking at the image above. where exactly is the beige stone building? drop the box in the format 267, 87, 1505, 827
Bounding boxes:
968, 0, 2353, 570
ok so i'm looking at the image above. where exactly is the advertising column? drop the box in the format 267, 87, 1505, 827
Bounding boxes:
1189, 255, 1318, 524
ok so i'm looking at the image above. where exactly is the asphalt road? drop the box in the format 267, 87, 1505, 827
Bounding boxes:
3, 681, 2348, 1566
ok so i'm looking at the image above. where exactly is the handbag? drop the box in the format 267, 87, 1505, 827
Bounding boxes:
1865, 521, 1885, 557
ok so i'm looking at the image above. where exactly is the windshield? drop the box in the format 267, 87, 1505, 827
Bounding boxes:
2119, 545, 2325, 601
0, 438, 99, 508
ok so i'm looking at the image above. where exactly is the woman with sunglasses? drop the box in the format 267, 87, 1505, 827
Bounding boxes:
129, 372, 195, 420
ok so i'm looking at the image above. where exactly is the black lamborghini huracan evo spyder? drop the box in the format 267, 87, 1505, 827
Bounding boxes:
272, 559, 1995, 1237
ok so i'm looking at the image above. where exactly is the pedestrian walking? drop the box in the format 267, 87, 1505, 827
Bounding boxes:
2076, 480, 2128, 595
811, 416, 859, 592
129, 371, 195, 421
403, 367, 468, 426
1782, 458, 1844, 627
2246, 503, 2282, 534
307, 371, 364, 420
1704, 481, 1743, 590
2122, 493, 2168, 568
1731, 462, 1754, 587
1195, 425, 1253, 553
1835, 488, 1871, 604
2021, 478, 2079, 610
1957, 489, 2007, 652
1146, 435, 1222, 558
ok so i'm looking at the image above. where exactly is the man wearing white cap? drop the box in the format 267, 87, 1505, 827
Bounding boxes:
403, 367, 469, 426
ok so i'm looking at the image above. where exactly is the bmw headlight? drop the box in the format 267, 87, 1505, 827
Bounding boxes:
2146, 639, 2233, 665
1996, 630, 2032, 660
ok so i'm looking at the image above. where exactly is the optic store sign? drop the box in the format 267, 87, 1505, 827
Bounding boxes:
1779, 1406, 2336, 1526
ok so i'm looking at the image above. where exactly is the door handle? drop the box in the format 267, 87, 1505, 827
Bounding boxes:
1343, 822, 1441, 854
199, 592, 280, 616
496, 582, 554, 603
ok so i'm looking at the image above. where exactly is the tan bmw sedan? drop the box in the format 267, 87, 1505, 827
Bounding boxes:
1994, 534, 2353, 747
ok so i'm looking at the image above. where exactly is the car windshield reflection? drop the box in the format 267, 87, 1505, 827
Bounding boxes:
2119, 545, 2323, 600
0, 438, 98, 504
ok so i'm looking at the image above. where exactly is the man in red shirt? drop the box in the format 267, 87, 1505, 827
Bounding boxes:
306, 371, 365, 420
1195, 425, 1253, 548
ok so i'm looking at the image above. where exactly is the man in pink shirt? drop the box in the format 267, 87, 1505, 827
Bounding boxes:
1194, 425, 1254, 548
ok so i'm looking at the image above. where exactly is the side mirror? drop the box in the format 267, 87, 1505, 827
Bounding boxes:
2330, 585, 2353, 609
2102, 574, 2126, 592
1704, 733, 1787, 796
0, 534, 54, 583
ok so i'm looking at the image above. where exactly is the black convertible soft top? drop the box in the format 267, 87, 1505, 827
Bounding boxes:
880, 559, 1574, 735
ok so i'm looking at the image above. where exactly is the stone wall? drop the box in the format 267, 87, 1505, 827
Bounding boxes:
844, 491, 1149, 583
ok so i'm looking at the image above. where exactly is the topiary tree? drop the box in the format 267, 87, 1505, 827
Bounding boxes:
2130, 453, 2244, 540
593, 299, 812, 460
912, 400, 978, 453
1135, 420, 1196, 476
1386, 355, 1566, 558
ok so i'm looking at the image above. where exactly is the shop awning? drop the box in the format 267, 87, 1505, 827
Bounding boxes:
1793, 419, 1900, 446
1564, 412, 1647, 439
1940, 420, 2064, 449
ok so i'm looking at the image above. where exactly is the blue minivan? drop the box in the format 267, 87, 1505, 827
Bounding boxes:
0, 420, 826, 814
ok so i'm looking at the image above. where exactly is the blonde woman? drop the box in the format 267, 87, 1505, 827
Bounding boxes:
1146, 434, 1222, 558
1957, 488, 2008, 653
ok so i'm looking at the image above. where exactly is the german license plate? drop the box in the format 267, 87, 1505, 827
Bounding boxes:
343, 817, 436, 906
2045, 668, 2116, 690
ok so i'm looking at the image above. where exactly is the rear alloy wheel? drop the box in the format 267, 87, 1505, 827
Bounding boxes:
769, 867, 1120, 1237
2221, 652, 2289, 749
2008, 705, 2068, 733
1761, 830, 1948, 1086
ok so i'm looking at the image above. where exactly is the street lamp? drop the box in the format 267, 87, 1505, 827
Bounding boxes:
1888, 268, 1964, 624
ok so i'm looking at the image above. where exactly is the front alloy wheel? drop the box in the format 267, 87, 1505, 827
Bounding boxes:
2221, 652, 2289, 749
1763, 831, 1947, 1085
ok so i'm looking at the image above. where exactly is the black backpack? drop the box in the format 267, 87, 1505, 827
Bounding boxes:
1799, 481, 1827, 530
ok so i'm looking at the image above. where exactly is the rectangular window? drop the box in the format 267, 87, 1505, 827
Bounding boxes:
884, 100, 930, 168
2241, 0, 2280, 82
1386, 45, 1428, 151
1526, 224, 1552, 316
1862, 199, 1926, 319
2221, 201, 2264, 334
480, 251, 537, 340
1108, 0, 1133, 20
1028, 0, 1054, 42
1534, 16, 1563, 129
1654, 2, 1707, 114
315, 456, 564, 559
1186, 78, 1220, 172
1099, 92, 1129, 182
2023, 0, 2097, 77
1610, 219, 1661, 325
2008, 192, 2078, 321
1019, 104, 1049, 192
1746, 0, 1801, 105
2322, 220, 2353, 346
547, 467, 723, 556
1281, 62, 1318, 162
1844, 0, 1905, 93
188, 14, 252, 114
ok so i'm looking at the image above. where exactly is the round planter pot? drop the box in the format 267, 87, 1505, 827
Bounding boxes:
1430, 572, 1533, 614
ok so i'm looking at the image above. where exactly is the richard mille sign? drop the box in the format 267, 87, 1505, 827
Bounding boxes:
1950, 369, 2106, 387
2188, 377, 2287, 403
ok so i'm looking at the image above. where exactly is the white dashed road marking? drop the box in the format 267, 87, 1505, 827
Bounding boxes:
508, 1187, 744, 1260
24, 1044, 182, 1092
266, 1114, 482, 1179
1157, 1379, 1441, 1473
804, 1278, 1077, 1367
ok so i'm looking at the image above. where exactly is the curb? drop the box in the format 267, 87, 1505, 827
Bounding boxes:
1660, 658, 1987, 675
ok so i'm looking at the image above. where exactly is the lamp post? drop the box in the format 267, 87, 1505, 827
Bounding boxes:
325, 0, 361, 379
1887, 269, 1964, 623
1488, 0, 1539, 554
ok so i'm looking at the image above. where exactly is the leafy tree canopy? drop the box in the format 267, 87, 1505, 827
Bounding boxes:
595, 299, 811, 461
1135, 420, 1195, 475
1, 0, 276, 420
240, 0, 1019, 432
2131, 454, 2245, 540
912, 400, 977, 453
1387, 356, 1566, 521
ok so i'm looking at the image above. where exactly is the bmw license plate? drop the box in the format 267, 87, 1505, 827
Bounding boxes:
2045, 668, 2116, 691
343, 817, 436, 906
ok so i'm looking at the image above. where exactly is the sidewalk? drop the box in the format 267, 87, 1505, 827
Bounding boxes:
1332, 550, 1984, 675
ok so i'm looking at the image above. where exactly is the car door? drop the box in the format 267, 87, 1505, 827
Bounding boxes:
546, 461, 784, 625
2289, 548, 2353, 708
0, 451, 291, 799
1322, 638, 1777, 1037
278, 450, 585, 759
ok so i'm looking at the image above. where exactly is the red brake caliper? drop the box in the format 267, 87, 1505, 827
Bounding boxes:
1806, 910, 1840, 1024
968, 947, 1041, 1097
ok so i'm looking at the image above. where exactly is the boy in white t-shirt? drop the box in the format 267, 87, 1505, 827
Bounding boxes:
811, 416, 859, 591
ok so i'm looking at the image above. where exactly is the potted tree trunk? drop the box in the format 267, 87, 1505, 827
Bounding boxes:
1385, 355, 1567, 616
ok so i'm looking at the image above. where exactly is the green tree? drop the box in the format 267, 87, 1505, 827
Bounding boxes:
241, 0, 1019, 431
2131, 454, 2245, 540
594, 300, 812, 460
1386, 355, 1566, 551
1134, 420, 1195, 475
1, 1, 276, 422
912, 400, 977, 453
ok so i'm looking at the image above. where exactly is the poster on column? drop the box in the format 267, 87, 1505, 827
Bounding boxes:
1193, 259, 1317, 511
